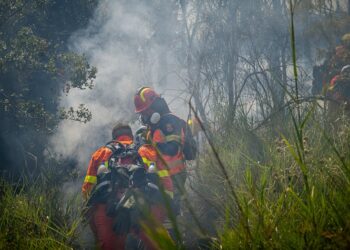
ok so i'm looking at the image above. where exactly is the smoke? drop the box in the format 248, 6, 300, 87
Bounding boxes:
48, 2, 189, 245
50, 0, 187, 170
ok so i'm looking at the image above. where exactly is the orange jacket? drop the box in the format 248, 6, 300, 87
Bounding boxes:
150, 113, 186, 176
138, 144, 174, 198
82, 135, 133, 199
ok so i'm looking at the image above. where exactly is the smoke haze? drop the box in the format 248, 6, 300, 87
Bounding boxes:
51, 1, 187, 170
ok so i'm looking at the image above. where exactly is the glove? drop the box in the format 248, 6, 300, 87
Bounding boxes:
113, 207, 131, 235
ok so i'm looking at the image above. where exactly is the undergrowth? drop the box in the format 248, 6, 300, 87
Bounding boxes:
187, 106, 350, 250
0, 178, 83, 250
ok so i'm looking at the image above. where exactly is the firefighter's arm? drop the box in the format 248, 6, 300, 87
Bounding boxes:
138, 145, 155, 170
82, 156, 98, 200
82, 148, 112, 200
154, 132, 180, 156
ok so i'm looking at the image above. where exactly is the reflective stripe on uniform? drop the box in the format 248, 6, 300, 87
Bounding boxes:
154, 130, 183, 144
165, 190, 174, 199
164, 134, 182, 143
141, 157, 154, 167
84, 175, 97, 184
157, 169, 169, 177
143, 156, 169, 177
153, 147, 185, 175
104, 161, 109, 168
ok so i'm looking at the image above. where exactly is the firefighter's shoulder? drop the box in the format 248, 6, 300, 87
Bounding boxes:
159, 113, 183, 134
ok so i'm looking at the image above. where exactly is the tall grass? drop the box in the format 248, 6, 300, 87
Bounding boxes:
0, 177, 84, 249
186, 103, 349, 249
2, 2, 349, 247
184, 2, 350, 248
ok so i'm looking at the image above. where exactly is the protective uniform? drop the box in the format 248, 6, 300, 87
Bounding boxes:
329, 68, 350, 107
150, 114, 186, 175
138, 144, 174, 198
136, 126, 175, 238
82, 135, 133, 198
324, 63, 350, 124
149, 113, 188, 215
326, 34, 350, 84
134, 87, 194, 215
83, 135, 133, 250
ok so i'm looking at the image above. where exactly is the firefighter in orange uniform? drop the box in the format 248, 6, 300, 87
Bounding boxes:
327, 65, 350, 118
134, 87, 197, 216
135, 127, 175, 236
82, 124, 134, 250
136, 126, 174, 199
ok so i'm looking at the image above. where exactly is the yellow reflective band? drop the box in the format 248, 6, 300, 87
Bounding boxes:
104, 161, 109, 168
165, 134, 182, 143
157, 169, 169, 177
84, 175, 97, 184
165, 190, 174, 199
142, 157, 154, 167
140, 88, 148, 102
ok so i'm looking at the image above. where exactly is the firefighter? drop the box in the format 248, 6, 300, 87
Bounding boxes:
328, 65, 350, 119
135, 126, 174, 200
135, 126, 175, 237
312, 33, 350, 96
133, 87, 197, 216
332, 34, 350, 70
82, 123, 134, 250
327, 33, 350, 86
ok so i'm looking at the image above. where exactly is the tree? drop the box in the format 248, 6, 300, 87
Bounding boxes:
0, 0, 97, 180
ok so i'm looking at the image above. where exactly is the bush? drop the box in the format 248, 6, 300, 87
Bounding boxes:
189, 106, 350, 249
0, 179, 83, 249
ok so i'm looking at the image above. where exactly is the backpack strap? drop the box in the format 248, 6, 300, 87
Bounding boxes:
105, 141, 143, 167
105, 141, 121, 153
104, 141, 126, 169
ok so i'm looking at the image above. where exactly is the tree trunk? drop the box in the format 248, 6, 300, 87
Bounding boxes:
227, 58, 235, 121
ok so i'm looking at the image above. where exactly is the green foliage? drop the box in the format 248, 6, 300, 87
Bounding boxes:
0, 22, 97, 131
59, 104, 92, 123
193, 108, 350, 249
1, 0, 350, 249
61, 53, 97, 92
0, 2, 97, 246
0, 179, 84, 249
0, 0, 98, 179
189, 6, 350, 247
141, 221, 178, 250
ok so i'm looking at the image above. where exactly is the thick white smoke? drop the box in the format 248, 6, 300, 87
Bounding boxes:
49, 2, 189, 245
50, 1, 187, 172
